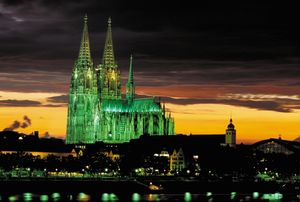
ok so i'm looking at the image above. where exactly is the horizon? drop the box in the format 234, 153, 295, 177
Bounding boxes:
0, 1, 299, 144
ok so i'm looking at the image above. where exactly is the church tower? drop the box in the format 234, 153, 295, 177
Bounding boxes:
97, 17, 121, 100
126, 55, 135, 102
66, 15, 98, 144
225, 118, 236, 147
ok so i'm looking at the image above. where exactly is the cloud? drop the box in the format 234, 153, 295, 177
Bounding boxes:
0, 99, 66, 107
3, 115, 32, 131
47, 94, 68, 103
161, 96, 292, 113
0, 0, 299, 115
3, 120, 20, 131
0, 99, 42, 107
0, 67, 70, 93
223, 94, 300, 101
43, 104, 66, 107
23, 115, 31, 124
135, 92, 295, 113
21, 115, 31, 128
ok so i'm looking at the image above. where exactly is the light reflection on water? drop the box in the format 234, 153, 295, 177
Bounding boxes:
0, 191, 293, 201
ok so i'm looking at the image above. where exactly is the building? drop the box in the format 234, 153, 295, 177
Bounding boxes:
66, 15, 175, 144
225, 118, 236, 147
252, 138, 300, 155
169, 148, 186, 171
130, 134, 226, 154
0, 131, 75, 158
103, 150, 120, 162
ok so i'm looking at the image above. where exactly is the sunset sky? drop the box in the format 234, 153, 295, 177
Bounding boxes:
0, 1, 299, 143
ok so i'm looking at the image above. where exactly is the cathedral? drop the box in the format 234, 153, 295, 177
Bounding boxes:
66, 15, 175, 144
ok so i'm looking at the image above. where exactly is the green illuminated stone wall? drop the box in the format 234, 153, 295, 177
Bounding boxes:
66, 16, 175, 144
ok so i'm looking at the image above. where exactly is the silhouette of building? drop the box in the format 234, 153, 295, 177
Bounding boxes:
252, 138, 300, 155
225, 118, 236, 147
66, 15, 174, 144
0, 130, 75, 158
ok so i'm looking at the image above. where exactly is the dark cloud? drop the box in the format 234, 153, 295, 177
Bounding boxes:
161, 97, 293, 113
0, 63, 70, 92
43, 104, 66, 107
43, 131, 50, 139
47, 94, 68, 103
2, 0, 26, 6
0, 99, 42, 107
0, 1, 298, 61
20, 115, 31, 128
3, 120, 20, 131
134, 92, 299, 113
0, 1, 299, 113
3, 115, 32, 131
131, 58, 300, 87
0, 99, 65, 107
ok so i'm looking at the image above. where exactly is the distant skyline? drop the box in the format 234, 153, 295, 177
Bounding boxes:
0, 1, 299, 143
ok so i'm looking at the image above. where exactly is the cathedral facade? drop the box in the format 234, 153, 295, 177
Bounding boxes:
66, 16, 175, 144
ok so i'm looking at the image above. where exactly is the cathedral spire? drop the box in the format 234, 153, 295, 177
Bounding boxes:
128, 54, 134, 83
102, 17, 116, 68
126, 54, 135, 101
77, 14, 92, 67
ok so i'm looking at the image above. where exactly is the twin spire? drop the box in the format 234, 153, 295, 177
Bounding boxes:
77, 15, 135, 97
77, 15, 116, 68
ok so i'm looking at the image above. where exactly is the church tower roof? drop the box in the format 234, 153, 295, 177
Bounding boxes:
77, 14, 92, 67
227, 118, 235, 129
102, 17, 116, 68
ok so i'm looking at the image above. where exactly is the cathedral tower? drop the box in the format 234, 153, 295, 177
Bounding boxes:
97, 17, 121, 100
66, 15, 98, 144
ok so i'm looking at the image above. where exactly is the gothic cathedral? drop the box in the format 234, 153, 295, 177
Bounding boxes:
66, 15, 175, 144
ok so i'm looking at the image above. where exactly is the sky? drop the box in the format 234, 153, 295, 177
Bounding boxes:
0, 0, 299, 143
